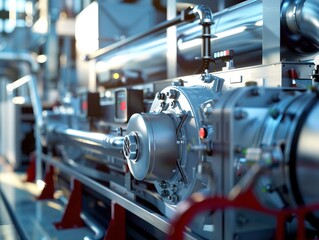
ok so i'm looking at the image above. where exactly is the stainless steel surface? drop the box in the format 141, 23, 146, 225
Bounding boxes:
40, 153, 197, 240
87, 5, 213, 61
54, 127, 124, 150
212, 62, 313, 88
125, 112, 178, 181
96, 0, 319, 82
167, 0, 177, 79
2, 1, 319, 239
283, 0, 319, 49
262, 0, 281, 64
296, 103, 319, 207
28, 75, 43, 181
96, 0, 262, 80
123, 84, 220, 206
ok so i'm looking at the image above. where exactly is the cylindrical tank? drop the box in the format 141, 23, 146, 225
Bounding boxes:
96, 0, 319, 84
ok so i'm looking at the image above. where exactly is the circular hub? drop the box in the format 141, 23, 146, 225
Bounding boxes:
124, 112, 178, 181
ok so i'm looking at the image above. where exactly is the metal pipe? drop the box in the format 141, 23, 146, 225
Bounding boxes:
54, 127, 124, 150
283, 0, 319, 48
85, 7, 195, 61
0, 52, 39, 73
94, 0, 319, 82
86, 5, 213, 61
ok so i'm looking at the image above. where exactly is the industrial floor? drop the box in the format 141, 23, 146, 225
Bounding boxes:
0, 157, 21, 240
0, 157, 98, 240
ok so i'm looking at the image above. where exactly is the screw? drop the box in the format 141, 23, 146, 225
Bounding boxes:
161, 190, 169, 198
269, 108, 280, 119
202, 102, 214, 119
166, 89, 178, 99
172, 79, 184, 86
159, 181, 169, 189
170, 185, 178, 193
156, 92, 166, 100
171, 194, 179, 204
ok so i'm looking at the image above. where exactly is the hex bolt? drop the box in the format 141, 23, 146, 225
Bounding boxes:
269, 108, 280, 119
156, 92, 166, 100
160, 102, 166, 108
167, 89, 178, 99
202, 102, 214, 119
171, 194, 179, 204
170, 185, 178, 193
161, 190, 169, 198
123, 132, 139, 161
172, 79, 184, 86
159, 181, 169, 189
170, 101, 176, 108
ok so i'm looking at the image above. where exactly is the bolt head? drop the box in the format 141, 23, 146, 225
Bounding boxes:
123, 132, 139, 161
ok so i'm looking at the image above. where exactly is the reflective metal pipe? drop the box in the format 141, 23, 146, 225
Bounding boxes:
54, 127, 124, 150
296, 102, 319, 208
298, 0, 319, 48
282, 0, 319, 52
96, 0, 319, 81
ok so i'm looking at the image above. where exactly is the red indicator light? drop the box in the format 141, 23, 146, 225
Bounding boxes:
288, 68, 298, 79
82, 101, 88, 111
199, 127, 207, 139
120, 101, 126, 111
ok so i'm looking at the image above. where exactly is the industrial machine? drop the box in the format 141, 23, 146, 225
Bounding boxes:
1, 0, 319, 239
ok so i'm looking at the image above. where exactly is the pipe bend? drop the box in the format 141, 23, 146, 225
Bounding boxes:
296, 0, 319, 48
282, 0, 319, 51
0, 52, 39, 72
190, 5, 214, 25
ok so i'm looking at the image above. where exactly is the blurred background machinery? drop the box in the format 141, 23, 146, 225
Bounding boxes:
0, 0, 319, 239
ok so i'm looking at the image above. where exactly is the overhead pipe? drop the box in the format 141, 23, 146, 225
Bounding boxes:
85, 5, 213, 61
92, 0, 319, 82
282, 0, 319, 51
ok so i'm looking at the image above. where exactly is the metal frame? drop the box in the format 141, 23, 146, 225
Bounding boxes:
40, 153, 197, 240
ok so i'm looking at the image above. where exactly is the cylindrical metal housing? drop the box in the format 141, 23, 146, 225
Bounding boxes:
125, 112, 178, 181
